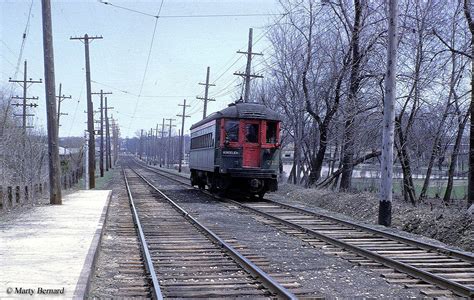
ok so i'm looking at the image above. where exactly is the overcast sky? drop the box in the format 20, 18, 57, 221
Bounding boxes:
0, 0, 280, 138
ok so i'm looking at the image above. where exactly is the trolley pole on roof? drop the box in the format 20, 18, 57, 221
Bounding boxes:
234, 28, 263, 103
197, 66, 215, 119
177, 99, 190, 173
165, 118, 176, 168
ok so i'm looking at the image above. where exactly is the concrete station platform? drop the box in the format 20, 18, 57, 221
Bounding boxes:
0, 190, 111, 299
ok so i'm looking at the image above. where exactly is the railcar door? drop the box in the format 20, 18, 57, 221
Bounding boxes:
242, 120, 261, 168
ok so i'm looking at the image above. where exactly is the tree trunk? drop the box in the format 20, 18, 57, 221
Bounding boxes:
444, 115, 468, 202
318, 150, 381, 189
308, 131, 327, 186
419, 108, 450, 200
287, 161, 296, 184
395, 118, 417, 205
340, 118, 355, 190
340, 0, 362, 191
464, 0, 474, 206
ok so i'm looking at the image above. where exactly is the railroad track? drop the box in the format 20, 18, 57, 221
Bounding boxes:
122, 166, 297, 299
89, 174, 152, 298
134, 160, 474, 298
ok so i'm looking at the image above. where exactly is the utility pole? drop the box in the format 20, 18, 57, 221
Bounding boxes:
70, 33, 103, 189
234, 28, 263, 103
154, 123, 159, 164
148, 128, 153, 164
91, 90, 112, 177
9, 61, 42, 134
379, 0, 398, 226
139, 129, 144, 160
166, 118, 176, 168
100, 93, 104, 177
84, 131, 89, 189
104, 97, 114, 170
41, 0, 62, 204
56, 83, 71, 130
177, 100, 190, 172
143, 130, 150, 164
197, 66, 215, 119
111, 115, 119, 165
160, 118, 165, 167
106, 116, 112, 170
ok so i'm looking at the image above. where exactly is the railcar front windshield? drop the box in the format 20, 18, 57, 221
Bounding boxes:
266, 121, 278, 144
224, 120, 239, 142
245, 123, 259, 143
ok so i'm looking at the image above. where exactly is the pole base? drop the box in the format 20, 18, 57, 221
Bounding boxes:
378, 200, 392, 226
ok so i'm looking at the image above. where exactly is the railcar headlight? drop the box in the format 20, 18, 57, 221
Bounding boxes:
250, 179, 261, 188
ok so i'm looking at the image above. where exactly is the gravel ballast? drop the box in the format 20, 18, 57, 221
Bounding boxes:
143, 168, 423, 298
272, 184, 473, 253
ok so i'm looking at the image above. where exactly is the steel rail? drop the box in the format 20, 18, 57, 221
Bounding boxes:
263, 199, 474, 262
138, 160, 474, 263
122, 168, 164, 300
223, 200, 474, 298
135, 161, 474, 298
129, 166, 297, 300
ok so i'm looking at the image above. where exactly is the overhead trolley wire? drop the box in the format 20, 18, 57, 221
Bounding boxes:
13, 0, 34, 79
100, 1, 284, 19
126, 0, 165, 136
91, 80, 193, 98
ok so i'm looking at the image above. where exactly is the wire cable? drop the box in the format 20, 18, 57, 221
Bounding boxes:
67, 80, 85, 137
126, 0, 164, 135
100, 1, 284, 19
13, 0, 34, 79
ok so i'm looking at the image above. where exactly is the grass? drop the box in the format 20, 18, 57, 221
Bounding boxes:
94, 168, 114, 190
352, 178, 467, 200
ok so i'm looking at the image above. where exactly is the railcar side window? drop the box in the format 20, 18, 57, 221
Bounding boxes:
225, 120, 239, 143
245, 124, 259, 143
191, 132, 213, 149
266, 121, 277, 143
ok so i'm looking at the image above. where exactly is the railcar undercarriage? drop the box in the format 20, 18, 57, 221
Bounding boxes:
190, 169, 278, 198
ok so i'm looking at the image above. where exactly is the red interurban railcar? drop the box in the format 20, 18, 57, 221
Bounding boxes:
189, 101, 281, 198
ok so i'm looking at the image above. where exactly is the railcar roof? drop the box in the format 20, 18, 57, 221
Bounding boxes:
190, 102, 281, 130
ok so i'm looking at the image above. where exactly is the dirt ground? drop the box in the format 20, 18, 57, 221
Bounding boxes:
272, 183, 473, 252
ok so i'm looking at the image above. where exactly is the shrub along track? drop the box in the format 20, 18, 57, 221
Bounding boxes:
136, 160, 474, 298
122, 166, 297, 299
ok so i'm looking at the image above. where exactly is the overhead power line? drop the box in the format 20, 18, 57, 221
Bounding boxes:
100, 1, 285, 19
91, 80, 192, 98
13, 0, 34, 79
126, 0, 164, 136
